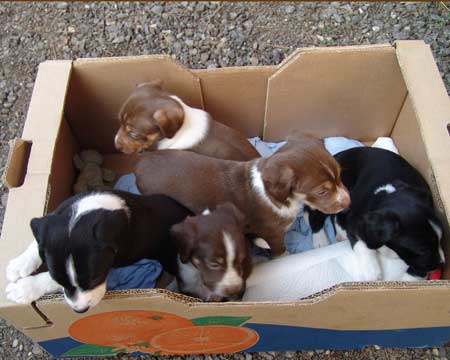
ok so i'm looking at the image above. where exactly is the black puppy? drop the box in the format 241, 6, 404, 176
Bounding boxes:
307, 147, 444, 281
6, 191, 192, 312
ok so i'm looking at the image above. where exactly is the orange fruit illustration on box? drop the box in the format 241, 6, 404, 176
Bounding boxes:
151, 325, 259, 354
68, 310, 192, 352
65, 312, 258, 357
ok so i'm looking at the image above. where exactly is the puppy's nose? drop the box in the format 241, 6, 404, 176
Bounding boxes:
338, 187, 351, 208
73, 306, 89, 314
224, 284, 245, 298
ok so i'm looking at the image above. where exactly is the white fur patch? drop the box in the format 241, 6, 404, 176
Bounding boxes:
353, 240, 382, 281
6, 272, 61, 304
254, 237, 271, 250
215, 232, 243, 295
66, 256, 78, 288
157, 95, 210, 150
250, 164, 302, 219
334, 220, 349, 242
202, 208, 211, 215
374, 183, 396, 195
6, 241, 42, 282
69, 193, 129, 234
429, 220, 445, 263
312, 229, 329, 249
64, 282, 106, 312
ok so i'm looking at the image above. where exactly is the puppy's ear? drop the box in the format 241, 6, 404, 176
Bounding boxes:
216, 202, 246, 228
261, 161, 295, 204
170, 218, 198, 264
153, 107, 184, 138
359, 210, 401, 247
93, 212, 128, 253
30, 217, 48, 246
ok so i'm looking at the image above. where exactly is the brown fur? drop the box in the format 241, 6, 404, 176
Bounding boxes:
115, 80, 259, 161
171, 203, 251, 301
136, 134, 350, 256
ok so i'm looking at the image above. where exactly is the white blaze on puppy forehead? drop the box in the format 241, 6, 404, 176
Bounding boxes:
69, 193, 129, 233
66, 255, 78, 287
215, 231, 242, 294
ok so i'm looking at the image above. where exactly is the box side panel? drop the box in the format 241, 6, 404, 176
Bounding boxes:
0, 61, 72, 308
21, 285, 450, 356
394, 41, 450, 228
65, 56, 203, 154
194, 67, 276, 138
264, 45, 407, 141
47, 117, 79, 213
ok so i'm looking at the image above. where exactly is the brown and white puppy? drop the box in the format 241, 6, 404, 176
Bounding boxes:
171, 203, 252, 302
114, 80, 259, 161
136, 134, 351, 256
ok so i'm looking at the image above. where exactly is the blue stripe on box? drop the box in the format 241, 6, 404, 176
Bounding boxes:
39, 324, 450, 357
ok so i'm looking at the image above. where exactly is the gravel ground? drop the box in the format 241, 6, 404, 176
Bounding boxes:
0, 1, 449, 359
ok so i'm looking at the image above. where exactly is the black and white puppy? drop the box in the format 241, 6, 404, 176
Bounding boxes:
307, 147, 445, 281
6, 191, 192, 313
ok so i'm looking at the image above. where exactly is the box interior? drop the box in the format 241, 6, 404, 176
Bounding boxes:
50, 46, 449, 282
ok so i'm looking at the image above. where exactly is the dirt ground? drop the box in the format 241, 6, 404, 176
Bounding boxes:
0, 2, 449, 359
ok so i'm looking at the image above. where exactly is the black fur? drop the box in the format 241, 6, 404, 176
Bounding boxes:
30, 191, 193, 295
307, 147, 444, 278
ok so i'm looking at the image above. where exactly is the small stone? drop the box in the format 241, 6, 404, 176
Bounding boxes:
245, 354, 252, 360
307, 351, 314, 356
372, 25, 381, 32
185, 39, 194, 46
56, 2, 67, 9
19, 344, 23, 351
151, 5, 163, 15
31, 343, 43, 355
374, 345, 381, 350
285, 5, 295, 14
229, 12, 238, 20
200, 53, 209, 62
12, 339, 18, 348
250, 56, 259, 66
112, 36, 125, 44
1, 193, 8, 207
317, 35, 324, 41
432, 348, 439, 356
67, 26, 75, 34
243, 20, 253, 30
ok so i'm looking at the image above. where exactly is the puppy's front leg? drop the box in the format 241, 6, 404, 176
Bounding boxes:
6, 242, 42, 282
353, 240, 382, 281
6, 272, 61, 304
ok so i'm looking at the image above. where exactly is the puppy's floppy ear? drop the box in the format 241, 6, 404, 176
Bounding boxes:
358, 209, 401, 247
30, 217, 48, 246
261, 161, 295, 204
93, 211, 128, 253
170, 218, 198, 264
216, 202, 246, 229
153, 107, 184, 138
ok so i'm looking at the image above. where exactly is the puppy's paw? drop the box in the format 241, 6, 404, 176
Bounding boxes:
6, 253, 41, 283
6, 277, 43, 304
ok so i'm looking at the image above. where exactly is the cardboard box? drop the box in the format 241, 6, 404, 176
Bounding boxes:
1, 41, 450, 357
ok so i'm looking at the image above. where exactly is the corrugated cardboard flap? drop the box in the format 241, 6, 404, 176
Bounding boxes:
395, 40, 450, 226
0, 60, 72, 310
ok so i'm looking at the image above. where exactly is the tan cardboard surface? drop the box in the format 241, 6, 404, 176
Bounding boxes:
0, 61, 71, 307
194, 66, 276, 137
395, 40, 450, 227
65, 56, 203, 154
1, 44, 450, 344
14, 283, 450, 342
264, 44, 407, 142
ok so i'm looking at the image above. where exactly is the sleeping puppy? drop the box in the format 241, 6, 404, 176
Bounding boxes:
5, 191, 193, 312
306, 147, 445, 281
136, 133, 351, 256
114, 80, 259, 161
171, 203, 252, 302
